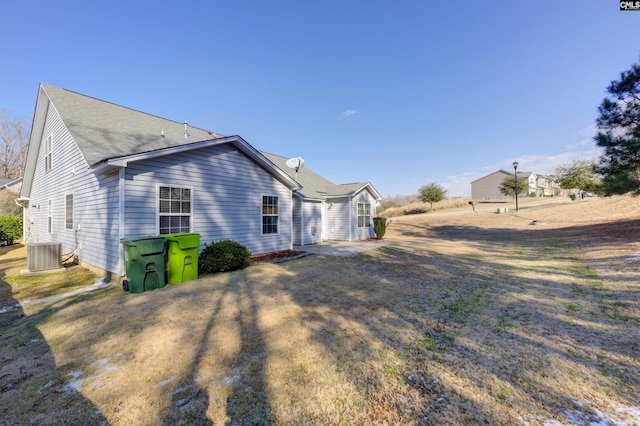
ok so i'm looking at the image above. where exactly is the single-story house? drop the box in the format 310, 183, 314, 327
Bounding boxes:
19, 83, 381, 278
262, 153, 381, 246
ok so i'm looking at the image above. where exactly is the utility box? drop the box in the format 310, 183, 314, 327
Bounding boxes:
120, 236, 167, 293
163, 233, 200, 284
27, 242, 61, 272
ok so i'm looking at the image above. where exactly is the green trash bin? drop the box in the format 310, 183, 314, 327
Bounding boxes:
120, 236, 167, 293
163, 233, 201, 284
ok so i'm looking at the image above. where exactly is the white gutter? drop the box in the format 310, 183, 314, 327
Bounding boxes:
118, 168, 125, 276
15, 197, 29, 243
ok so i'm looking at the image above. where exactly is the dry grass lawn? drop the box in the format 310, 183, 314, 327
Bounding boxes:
1, 196, 639, 425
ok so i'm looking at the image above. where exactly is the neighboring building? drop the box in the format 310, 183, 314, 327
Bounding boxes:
471, 170, 512, 199
471, 170, 562, 199
521, 171, 538, 196
19, 83, 380, 277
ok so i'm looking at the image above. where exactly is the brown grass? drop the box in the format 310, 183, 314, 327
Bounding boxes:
1, 196, 639, 425
379, 197, 471, 217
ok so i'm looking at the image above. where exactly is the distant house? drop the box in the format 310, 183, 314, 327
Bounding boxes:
471, 170, 512, 199
471, 170, 562, 199
19, 83, 380, 277
521, 171, 538, 196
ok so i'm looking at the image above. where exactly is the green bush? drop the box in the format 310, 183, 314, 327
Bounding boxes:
0, 216, 22, 245
198, 240, 251, 273
373, 217, 388, 240
529, 192, 537, 198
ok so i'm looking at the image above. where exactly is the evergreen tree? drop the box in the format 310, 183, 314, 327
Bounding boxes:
594, 57, 640, 194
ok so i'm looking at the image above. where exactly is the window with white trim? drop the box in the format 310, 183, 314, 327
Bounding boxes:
48, 199, 52, 233
65, 194, 73, 230
357, 202, 371, 228
45, 135, 52, 172
159, 186, 191, 234
262, 195, 278, 234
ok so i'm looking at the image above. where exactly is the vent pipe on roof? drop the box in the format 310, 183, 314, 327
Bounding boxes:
184, 121, 189, 139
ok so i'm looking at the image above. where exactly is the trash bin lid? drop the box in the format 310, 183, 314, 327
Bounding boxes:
121, 236, 166, 254
163, 233, 201, 249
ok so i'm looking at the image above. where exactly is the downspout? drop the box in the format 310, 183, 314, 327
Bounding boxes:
15, 198, 29, 243
289, 192, 294, 250
118, 168, 125, 275
300, 197, 305, 246
348, 196, 353, 241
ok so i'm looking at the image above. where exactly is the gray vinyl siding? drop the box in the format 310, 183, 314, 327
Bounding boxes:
25, 103, 121, 273
123, 143, 292, 256
325, 197, 350, 241
292, 196, 302, 245
301, 200, 323, 245
352, 190, 376, 240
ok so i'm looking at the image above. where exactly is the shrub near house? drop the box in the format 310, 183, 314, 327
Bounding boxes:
0, 216, 22, 245
198, 240, 251, 273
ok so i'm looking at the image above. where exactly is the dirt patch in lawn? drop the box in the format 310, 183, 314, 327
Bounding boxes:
249, 249, 308, 264
1, 196, 639, 425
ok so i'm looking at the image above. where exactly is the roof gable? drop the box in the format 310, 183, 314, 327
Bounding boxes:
21, 84, 299, 198
471, 170, 512, 184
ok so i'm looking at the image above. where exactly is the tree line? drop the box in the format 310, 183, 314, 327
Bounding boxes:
0, 109, 29, 179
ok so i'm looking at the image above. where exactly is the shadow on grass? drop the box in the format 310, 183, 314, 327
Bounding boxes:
0, 253, 108, 424
274, 217, 640, 423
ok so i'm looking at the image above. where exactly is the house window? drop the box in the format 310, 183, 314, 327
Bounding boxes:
358, 203, 371, 228
48, 199, 52, 233
45, 135, 52, 172
159, 186, 191, 234
262, 195, 278, 234
65, 194, 73, 230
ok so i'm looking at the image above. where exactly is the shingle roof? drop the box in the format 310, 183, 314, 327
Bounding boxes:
41, 83, 223, 166
34, 84, 378, 200
261, 152, 375, 200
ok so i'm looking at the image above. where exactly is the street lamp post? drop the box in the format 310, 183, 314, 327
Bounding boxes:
513, 161, 519, 212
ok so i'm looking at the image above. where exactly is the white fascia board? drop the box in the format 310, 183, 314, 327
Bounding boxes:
352, 183, 383, 201
20, 85, 50, 199
232, 137, 300, 190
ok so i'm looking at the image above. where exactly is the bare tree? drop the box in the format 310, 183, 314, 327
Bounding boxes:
0, 109, 30, 179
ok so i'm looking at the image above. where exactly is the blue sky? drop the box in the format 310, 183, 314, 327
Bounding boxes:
1, 1, 639, 197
